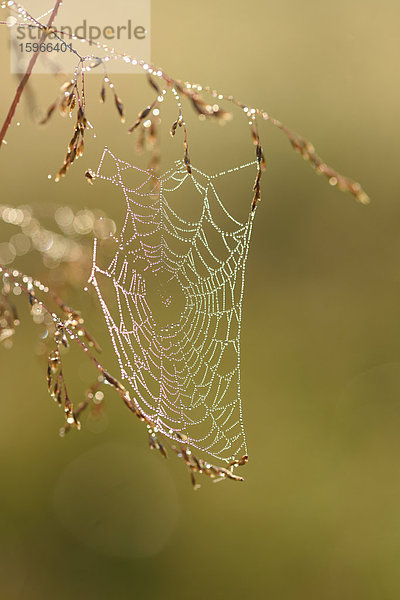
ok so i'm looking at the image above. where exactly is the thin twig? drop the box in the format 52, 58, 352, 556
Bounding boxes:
0, 0, 62, 148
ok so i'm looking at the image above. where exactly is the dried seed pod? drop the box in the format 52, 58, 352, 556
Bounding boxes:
158, 441, 167, 459
78, 139, 84, 158
250, 126, 258, 145
28, 290, 35, 306
184, 143, 192, 175
59, 104, 68, 117
190, 470, 200, 490
128, 106, 152, 133
147, 121, 157, 148
69, 95, 76, 112
100, 83, 106, 104
54, 382, 61, 403
114, 94, 125, 123
77, 107, 84, 123
53, 378, 59, 394
170, 120, 178, 137
228, 454, 249, 468
54, 326, 69, 347
68, 130, 79, 152
88, 57, 102, 69
135, 127, 146, 153
139, 106, 152, 120
39, 100, 58, 125
69, 146, 77, 164
256, 143, 266, 169
190, 95, 210, 116
60, 80, 74, 93
55, 164, 67, 183
191, 455, 202, 471
180, 446, 191, 465
66, 92, 75, 108
147, 73, 161, 94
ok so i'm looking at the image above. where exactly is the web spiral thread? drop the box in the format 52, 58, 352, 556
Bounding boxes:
89, 148, 257, 463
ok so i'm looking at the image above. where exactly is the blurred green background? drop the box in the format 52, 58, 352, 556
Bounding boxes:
1, 1, 400, 598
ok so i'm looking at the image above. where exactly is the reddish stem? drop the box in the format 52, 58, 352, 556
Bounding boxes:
0, 0, 62, 148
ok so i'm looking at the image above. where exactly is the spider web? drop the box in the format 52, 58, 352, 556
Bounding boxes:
89, 148, 257, 463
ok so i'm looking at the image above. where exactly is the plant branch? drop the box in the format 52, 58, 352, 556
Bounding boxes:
0, 0, 62, 148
